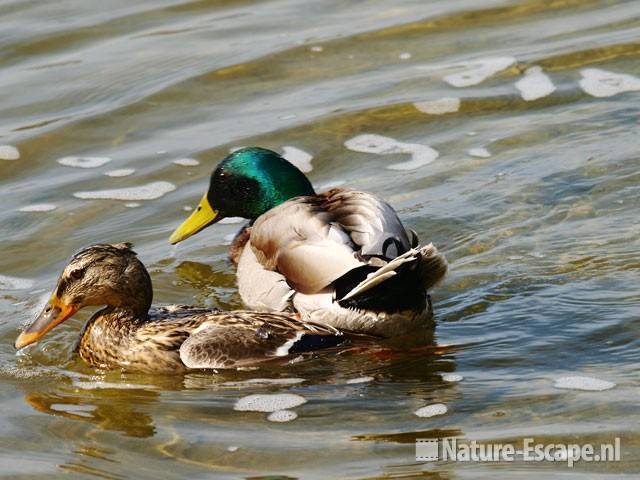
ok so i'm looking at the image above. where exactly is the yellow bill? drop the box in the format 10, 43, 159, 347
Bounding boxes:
15, 295, 79, 349
169, 193, 220, 244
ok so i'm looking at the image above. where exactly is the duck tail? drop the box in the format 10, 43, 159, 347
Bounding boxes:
334, 244, 448, 312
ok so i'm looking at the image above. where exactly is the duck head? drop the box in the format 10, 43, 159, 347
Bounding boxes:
169, 147, 315, 244
15, 243, 152, 349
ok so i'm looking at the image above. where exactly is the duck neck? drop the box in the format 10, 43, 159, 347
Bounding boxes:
81, 305, 146, 338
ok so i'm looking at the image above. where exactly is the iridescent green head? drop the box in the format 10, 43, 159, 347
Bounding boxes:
169, 147, 315, 244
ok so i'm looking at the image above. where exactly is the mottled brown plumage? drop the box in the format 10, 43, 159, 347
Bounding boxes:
16, 243, 366, 373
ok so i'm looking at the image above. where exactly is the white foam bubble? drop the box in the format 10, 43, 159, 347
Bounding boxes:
414, 97, 460, 115
414, 403, 448, 418
219, 217, 245, 224
18, 203, 57, 212
182, 205, 193, 211
468, 147, 491, 158
345, 376, 374, 384
282, 146, 313, 173
310, 46, 323, 52
222, 233, 235, 245
221, 378, 305, 387
444, 57, 516, 87
105, 168, 135, 177
279, 114, 297, 120
579, 68, 640, 98
234, 393, 307, 412
316, 179, 346, 190
50, 403, 95, 417
345, 134, 404, 155
125, 202, 141, 208
73, 380, 154, 390
399, 52, 412, 60
344, 134, 438, 171
553, 376, 615, 391
0, 274, 35, 290
74, 181, 176, 201
0, 145, 20, 160
172, 158, 200, 167
267, 410, 298, 422
227, 445, 239, 452
442, 374, 463, 383
515, 66, 555, 101
57, 156, 111, 168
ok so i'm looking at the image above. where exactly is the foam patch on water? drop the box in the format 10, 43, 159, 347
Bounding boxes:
316, 179, 346, 190
0, 365, 53, 379
219, 217, 246, 224
50, 403, 95, 417
267, 410, 298, 422
18, 203, 57, 212
553, 376, 615, 391
444, 57, 516, 87
105, 168, 135, 177
579, 68, 640, 97
0, 274, 35, 290
222, 233, 235, 245
442, 374, 463, 383
221, 378, 305, 387
173, 158, 200, 167
515, 66, 555, 101
345, 376, 374, 384
58, 156, 111, 168
468, 147, 491, 158
399, 52, 412, 60
0, 145, 20, 160
414, 97, 460, 115
345, 134, 438, 170
310, 45, 323, 52
74, 380, 156, 390
234, 393, 307, 412
282, 146, 313, 173
74, 181, 176, 201
414, 403, 448, 418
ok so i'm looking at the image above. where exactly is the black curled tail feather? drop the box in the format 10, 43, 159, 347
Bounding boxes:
334, 245, 447, 313
336, 267, 427, 313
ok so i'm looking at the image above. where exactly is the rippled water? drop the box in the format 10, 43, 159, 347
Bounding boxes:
1, 0, 639, 478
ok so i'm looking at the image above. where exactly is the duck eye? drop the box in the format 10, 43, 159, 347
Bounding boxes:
69, 269, 84, 280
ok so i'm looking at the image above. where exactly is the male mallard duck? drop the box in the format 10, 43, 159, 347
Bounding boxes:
169, 147, 448, 336
14, 243, 363, 373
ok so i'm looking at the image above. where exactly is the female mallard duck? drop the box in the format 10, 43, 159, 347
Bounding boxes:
14, 243, 363, 373
169, 147, 447, 336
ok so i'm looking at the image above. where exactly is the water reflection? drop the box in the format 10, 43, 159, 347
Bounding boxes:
25, 390, 157, 438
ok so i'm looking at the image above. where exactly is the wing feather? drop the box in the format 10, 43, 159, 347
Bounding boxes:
249, 189, 411, 293
178, 311, 352, 369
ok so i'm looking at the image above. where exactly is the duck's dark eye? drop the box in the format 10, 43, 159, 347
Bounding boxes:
69, 268, 84, 280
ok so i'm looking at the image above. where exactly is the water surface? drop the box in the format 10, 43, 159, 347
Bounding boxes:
1, 0, 639, 478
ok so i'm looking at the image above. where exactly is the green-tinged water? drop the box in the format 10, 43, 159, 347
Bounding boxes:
1, 0, 639, 478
